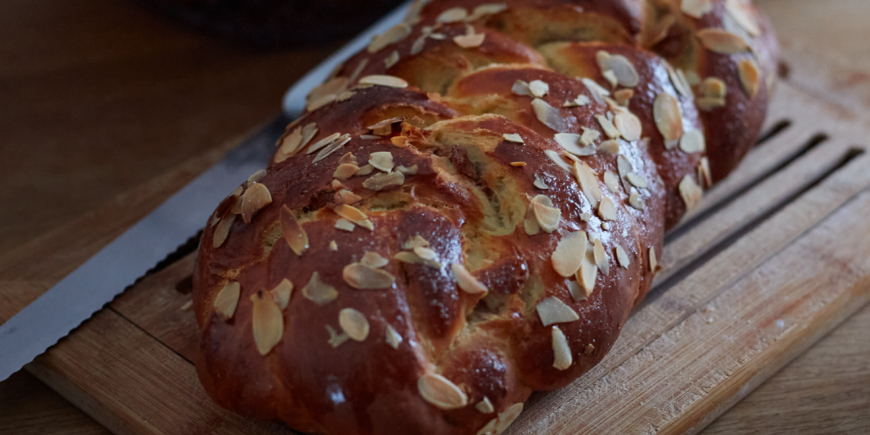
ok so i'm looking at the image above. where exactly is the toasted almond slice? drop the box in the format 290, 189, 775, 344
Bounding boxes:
470, 3, 508, 19
699, 157, 713, 187
313, 134, 352, 163
681, 0, 713, 18
629, 192, 644, 210
581, 78, 610, 104
359, 75, 408, 88
554, 133, 592, 156
551, 231, 587, 277
614, 110, 642, 141
280, 206, 308, 256
250, 291, 283, 356
701, 77, 727, 99
337, 189, 362, 205
614, 88, 634, 106
368, 23, 412, 53
696, 28, 748, 54
302, 272, 338, 305
533, 173, 549, 190
593, 239, 610, 275
276, 127, 303, 163
679, 129, 706, 153
241, 183, 272, 223
536, 296, 579, 326
394, 251, 423, 264
384, 50, 401, 68
599, 139, 620, 155
339, 151, 357, 165
531, 195, 561, 233
511, 80, 532, 97
615, 245, 631, 268
545, 149, 572, 173
333, 163, 359, 180
595, 114, 620, 139
738, 58, 761, 98
476, 397, 495, 414
413, 246, 438, 261
247, 169, 266, 185
552, 326, 573, 370
650, 246, 658, 273
451, 263, 488, 295
608, 54, 640, 87
654, 92, 684, 142
419, 373, 468, 409
529, 80, 549, 98
361, 251, 389, 268
369, 151, 395, 172
531, 98, 568, 132
563, 94, 590, 107
574, 161, 602, 208
367, 117, 403, 131
343, 263, 395, 289
326, 324, 350, 348
725, 0, 760, 36
679, 174, 703, 210
696, 96, 727, 111
603, 69, 618, 88
603, 171, 619, 193
363, 171, 404, 191
339, 308, 370, 341
213, 214, 235, 248
397, 164, 418, 175
213, 281, 240, 321
437, 7, 468, 23
578, 249, 597, 297
306, 94, 336, 112
598, 197, 617, 221
454, 31, 485, 48
669, 67, 694, 98
335, 219, 355, 232
503, 133, 524, 143
626, 172, 648, 189
270, 279, 293, 310
495, 403, 524, 433
403, 235, 430, 249
308, 132, 341, 155
356, 164, 374, 176
329, 240, 338, 251
385, 324, 402, 349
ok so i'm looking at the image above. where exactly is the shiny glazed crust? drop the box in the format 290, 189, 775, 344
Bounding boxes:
192, 1, 778, 434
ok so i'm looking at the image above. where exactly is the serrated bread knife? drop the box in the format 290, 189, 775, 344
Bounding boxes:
0, 1, 414, 382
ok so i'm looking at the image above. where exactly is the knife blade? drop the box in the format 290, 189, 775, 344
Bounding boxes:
0, 0, 412, 382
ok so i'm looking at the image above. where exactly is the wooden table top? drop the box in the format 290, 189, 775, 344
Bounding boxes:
0, 0, 867, 433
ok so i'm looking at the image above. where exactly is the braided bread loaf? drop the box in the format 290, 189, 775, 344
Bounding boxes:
192, 1, 778, 434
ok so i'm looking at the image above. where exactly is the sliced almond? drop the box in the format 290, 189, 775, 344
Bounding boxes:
599, 139, 620, 155
385, 324, 402, 349
725, 0, 760, 36
536, 296, 579, 326
363, 171, 404, 191
337, 189, 362, 205
602, 69, 618, 88
551, 231, 587, 277
577, 249, 597, 297
397, 164, 418, 175
511, 80, 532, 97
629, 192, 644, 210
650, 246, 658, 273
418, 373, 468, 409
581, 78, 610, 104
470, 3, 508, 19
615, 245, 631, 268
696, 28, 748, 54
554, 133, 594, 156
241, 183, 272, 223
495, 403, 524, 433
339, 308, 370, 341
213, 214, 235, 248
335, 218, 356, 232
614, 88, 634, 106
360, 251, 389, 269
681, 0, 713, 18
531, 195, 561, 233
250, 290, 283, 356
359, 75, 408, 88
343, 263, 395, 289
608, 54, 640, 88
403, 235, 430, 249
698, 157, 713, 187
669, 68, 694, 98
306, 94, 336, 113
334, 204, 374, 230
326, 324, 350, 348
563, 94, 590, 107
626, 172, 648, 189
503, 133, 524, 143
653, 92, 684, 142
213, 281, 240, 321
552, 326, 573, 370
270, 279, 293, 310
308, 132, 341, 155
533, 173, 549, 190
280, 206, 308, 256
247, 169, 266, 185
275, 127, 303, 163
369, 151, 395, 172
679, 174, 703, 211
696, 96, 727, 111
313, 134, 352, 163
574, 161, 602, 208
738, 58, 761, 98
368, 23, 412, 53
701, 77, 727, 99
334, 163, 359, 180
567, 280, 585, 302
593, 239, 609, 275
302, 272, 338, 306
603, 171, 619, 193
679, 129, 706, 154
329, 240, 338, 251
595, 114, 620, 139
529, 80, 549, 98
531, 98, 568, 132
437, 7, 468, 23
614, 110, 642, 141
454, 31, 485, 48
384, 50, 400, 68
356, 164, 375, 176
451, 263, 488, 295
545, 149, 572, 173
598, 197, 617, 221
476, 397, 495, 414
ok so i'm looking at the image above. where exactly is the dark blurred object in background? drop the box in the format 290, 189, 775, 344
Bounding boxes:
136, 0, 405, 47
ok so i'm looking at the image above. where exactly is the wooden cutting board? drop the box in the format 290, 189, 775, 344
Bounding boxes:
1, 75, 869, 434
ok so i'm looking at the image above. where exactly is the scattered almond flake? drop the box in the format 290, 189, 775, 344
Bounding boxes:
653, 92, 684, 142
241, 183, 272, 223
213, 214, 235, 248
403, 235, 429, 249
247, 170, 266, 185
563, 280, 584, 303
551, 326, 573, 370
302, 272, 338, 306
696, 28, 748, 54
599, 139, 620, 155
616, 155, 632, 179
701, 77, 727, 98
454, 28, 486, 48
523, 216, 540, 235
385, 324, 402, 349
371, 24, 411, 55
609, 55, 640, 87
308, 76, 347, 104
329, 240, 338, 251
615, 245, 631, 269
336, 90, 355, 102
669, 68, 694, 98
314, 134, 352, 163
367, 117, 403, 133
476, 397, 495, 414
404, 0, 425, 24
614, 89, 634, 106
429, 33, 447, 40
383, 50, 401, 69
391, 136, 409, 147
594, 115, 620, 139
510, 161, 527, 167
363, 171, 405, 191
502, 133, 524, 144
418, 373, 468, 410
571, 129, 597, 148
595, 50, 611, 73
355, 165, 374, 177
308, 132, 341, 154
585, 343, 596, 355
725, 0, 760, 36
359, 74, 408, 88
602, 222, 612, 231
361, 251, 389, 268
679, 174, 703, 211
469, 3, 508, 20
531, 98, 568, 132
306, 94, 336, 112
544, 149, 572, 173
626, 172, 648, 189
698, 157, 713, 187
592, 239, 610, 275
338, 308, 370, 341
510, 79, 532, 97
629, 192, 644, 210
696, 96, 727, 111
681, 0, 713, 18
574, 161, 602, 208
581, 78, 610, 105
333, 163, 359, 180
368, 151, 395, 172
410, 35, 427, 55
553, 133, 591, 156
412, 246, 437, 262
326, 325, 351, 348
529, 80, 549, 98
437, 7, 468, 23
598, 197, 617, 221
397, 164, 418, 175
614, 111, 642, 141
536, 297, 580, 326
563, 94, 590, 107
649, 247, 658, 273
334, 204, 374, 230
602, 69, 618, 88
250, 290, 284, 356
275, 126, 304, 163
533, 173, 549, 190
338, 189, 363, 205
346, 58, 368, 84
577, 248, 597, 298
551, 231, 588, 277
331, 179, 345, 191
603, 171, 619, 193
531, 195, 561, 233
335, 219, 356, 232
451, 263, 488, 295
679, 129, 706, 153
360, 134, 381, 140
494, 403, 524, 433
343, 262, 395, 289
269, 279, 293, 310
738, 58, 761, 98
279, 206, 309, 256
213, 282, 240, 321
685, 70, 702, 86
339, 152, 357, 165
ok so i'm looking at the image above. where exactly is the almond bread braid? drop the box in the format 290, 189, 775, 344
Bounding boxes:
192, 1, 778, 434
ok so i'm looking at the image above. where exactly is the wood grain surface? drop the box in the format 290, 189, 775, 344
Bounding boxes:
0, 0, 868, 433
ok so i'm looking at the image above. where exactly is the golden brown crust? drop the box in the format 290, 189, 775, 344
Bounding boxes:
192, 1, 778, 434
